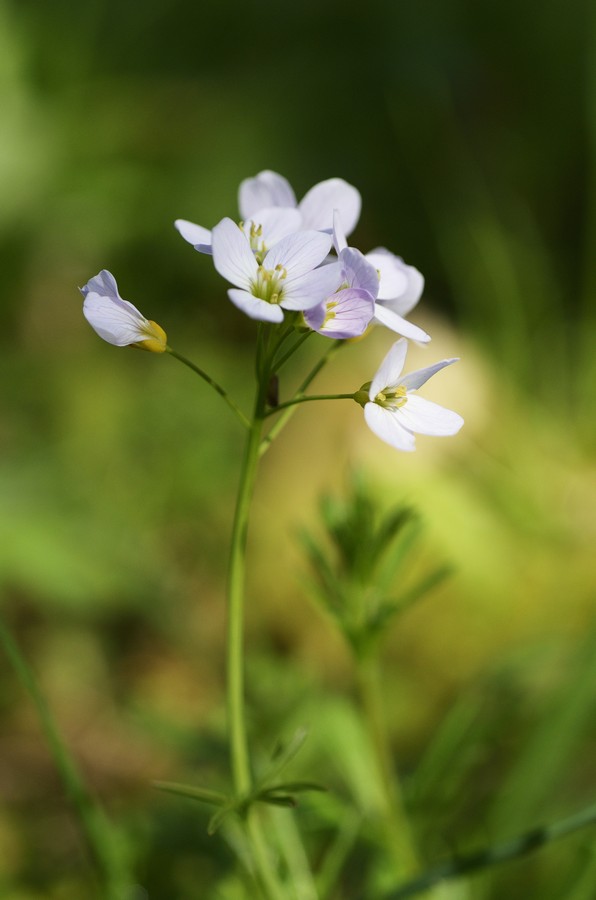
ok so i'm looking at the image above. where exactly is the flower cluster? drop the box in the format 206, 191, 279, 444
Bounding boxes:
80, 170, 463, 451
176, 171, 429, 343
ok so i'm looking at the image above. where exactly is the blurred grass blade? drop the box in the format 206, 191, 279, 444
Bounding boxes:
489, 630, 596, 836
269, 805, 319, 900
316, 809, 362, 900
0, 612, 132, 899
382, 800, 596, 899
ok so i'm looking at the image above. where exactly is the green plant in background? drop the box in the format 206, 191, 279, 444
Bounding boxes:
79, 170, 463, 898
2, 164, 596, 900
301, 479, 449, 888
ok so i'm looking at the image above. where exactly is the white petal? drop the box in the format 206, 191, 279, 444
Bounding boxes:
373, 303, 431, 343
175, 219, 212, 253
212, 217, 257, 289
244, 206, 302, 247
238, 170, 297, 219
400, 358, 459, 391
83, 292, 148, 345
80, 269, 119, 299
365, 250, 409, 300
264, 230, 332, 279
396, 395, 464, 436
332, 210, 348, 253
299, 178, 361, 235
228, 289, 284, 323
281, 262, 342, 311
367, 249, 424, 314
364, 403, 416, 451
341, 247, 379, 298
369, 339, 408, 399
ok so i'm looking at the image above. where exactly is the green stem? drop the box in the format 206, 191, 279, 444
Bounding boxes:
272, 331, 313, 373
0, 615, 130, 899
167, 347, 250, 428
226, 369, 286, 900
259, 341, 346, 455
227, 415, 263, 796
264, 393, 355, 416
356, 653, 420, 879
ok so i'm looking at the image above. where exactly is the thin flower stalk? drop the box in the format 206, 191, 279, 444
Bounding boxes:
166, 347, 250, 428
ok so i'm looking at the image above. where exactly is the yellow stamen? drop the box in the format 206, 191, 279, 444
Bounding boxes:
376, 383, 407, 409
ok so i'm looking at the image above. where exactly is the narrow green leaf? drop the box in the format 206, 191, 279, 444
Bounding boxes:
153, 780, 228, 807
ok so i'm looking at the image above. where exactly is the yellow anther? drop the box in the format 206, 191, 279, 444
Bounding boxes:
375, 384, 407, 409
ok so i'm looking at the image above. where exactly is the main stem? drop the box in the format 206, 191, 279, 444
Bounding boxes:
227, 414, 263, 796
226, 373, 286, 900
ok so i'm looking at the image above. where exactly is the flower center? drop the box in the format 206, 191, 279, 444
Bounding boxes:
240, 220, 268, 264
251, 264, 288, 305
375, 384, 407, 409
321, 299, 338, 328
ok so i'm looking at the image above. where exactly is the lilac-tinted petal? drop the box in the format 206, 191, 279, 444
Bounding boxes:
264, 230, 332, 279
305, 288, 374, 339
281, 262, 343, 311
245, 206, 302, 247
341, 247, 379, 298
369, 339, 408, 399
373, 303, 431, 343
238, 170, 297, 219
80, 269, 119, 300
396, 395, 464, 436
228, 289, 284, 323
367, 249, 424, 313
299, 178, 361, 235
364, 403, 416, 451
303, 301, 326, 332
332, 210, 348, 254
399, 358, 459, 391
83, 292, 148, 345
212, 217, 257, 288
175, 219, 213, 253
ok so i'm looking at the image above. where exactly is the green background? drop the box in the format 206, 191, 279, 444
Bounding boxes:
1, 0, 596, 897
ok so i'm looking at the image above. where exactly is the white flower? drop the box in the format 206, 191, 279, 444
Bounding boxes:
239, 170, 361, 237
211, 217, 341, 323
303, 247, 377, 339
176, 170, 361, 265
361, 339, 463, 451
175, 206, 302, 259
333, 214, 430, 343
80, 270, 167, 352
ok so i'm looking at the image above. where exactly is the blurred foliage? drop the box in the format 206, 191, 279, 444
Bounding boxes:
1, 0, 596, 897
301, 478, 449, 658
